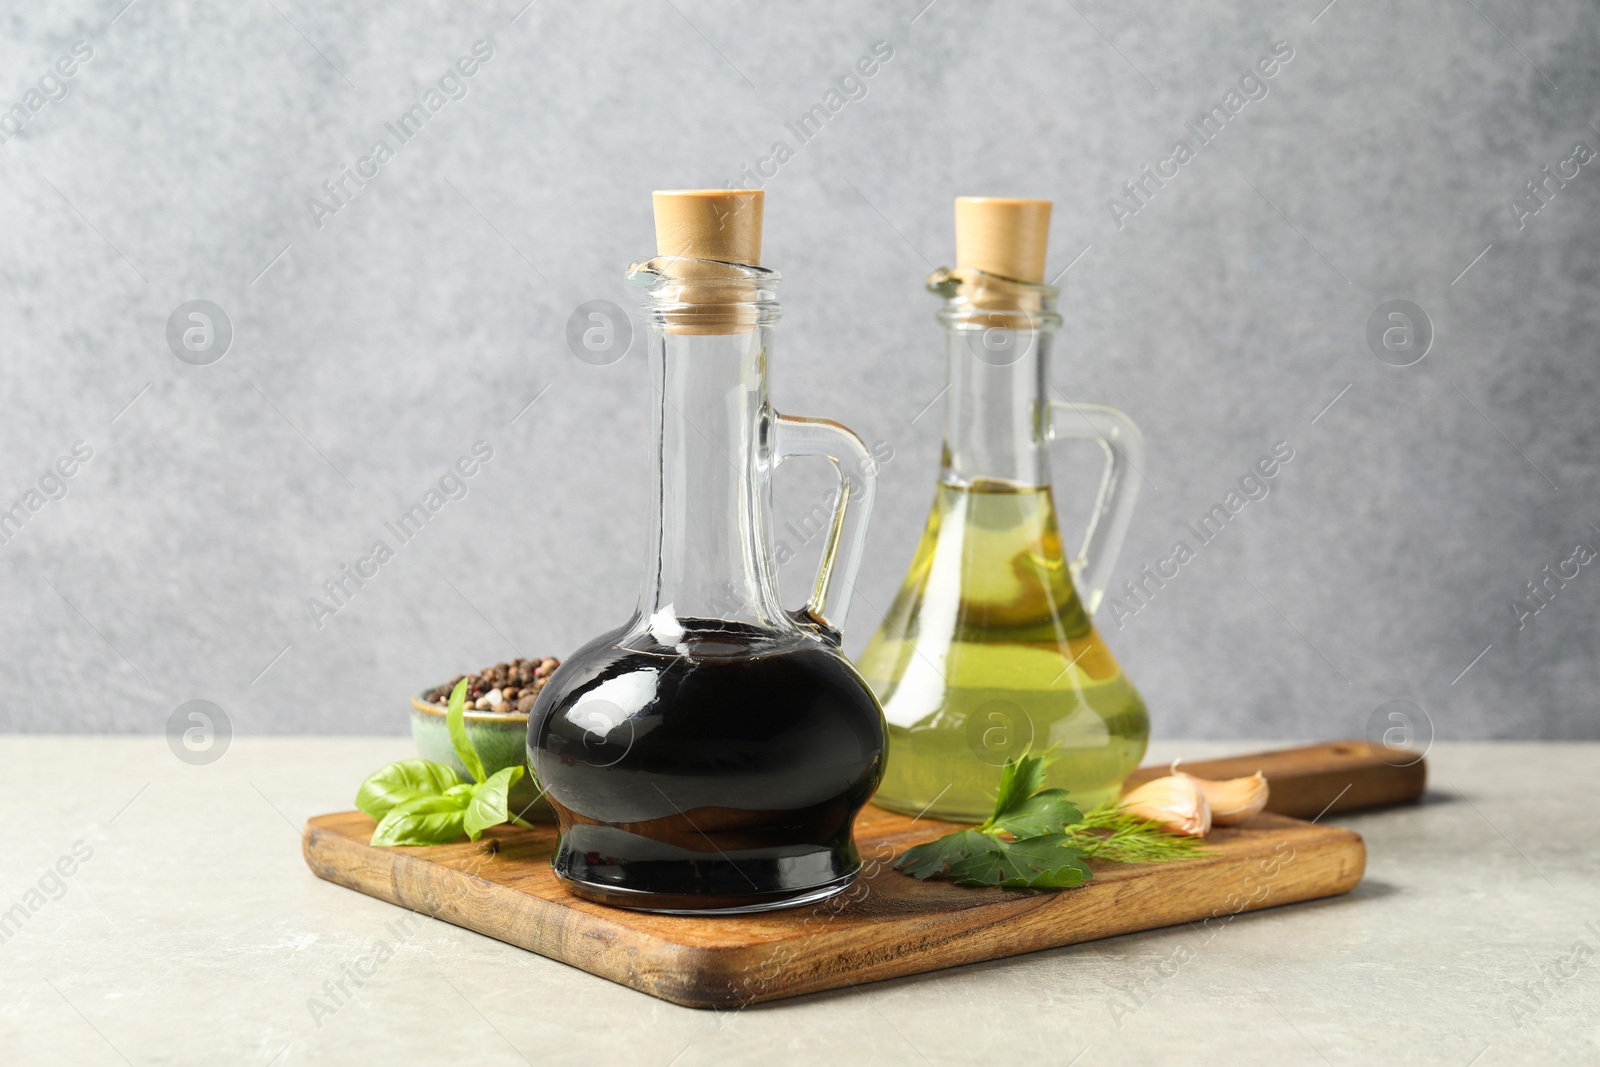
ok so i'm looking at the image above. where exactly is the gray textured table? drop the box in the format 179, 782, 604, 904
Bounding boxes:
1, 738, 1595, 1065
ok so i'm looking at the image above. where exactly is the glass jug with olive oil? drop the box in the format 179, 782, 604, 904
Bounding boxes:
527, 190, 888, 914
857, 197, 1148, 822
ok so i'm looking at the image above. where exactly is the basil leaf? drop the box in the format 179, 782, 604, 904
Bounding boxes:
355, 759, 463, 820
988, 788, 1083, 838
446, 678, 486, 785
370, 793, 469, 847
463, 765, 525, 840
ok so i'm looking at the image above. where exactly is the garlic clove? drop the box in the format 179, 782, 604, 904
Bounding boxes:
1178, 770, 1269, 826
1121, 775, 1212, 837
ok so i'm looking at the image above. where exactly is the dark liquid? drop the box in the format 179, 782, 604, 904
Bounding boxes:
527, 618, 887, 913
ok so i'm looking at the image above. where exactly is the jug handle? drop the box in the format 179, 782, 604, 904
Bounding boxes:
772, 413, 878, 640
1047, 398, 1145, 615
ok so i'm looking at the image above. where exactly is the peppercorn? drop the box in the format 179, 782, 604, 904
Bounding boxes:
423, 656, 563, 712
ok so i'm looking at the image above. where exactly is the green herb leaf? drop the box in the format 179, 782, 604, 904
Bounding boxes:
1062, 804, 1215, 864
894, 829, 996, 880
355, 759, 463, 821
463, 765, 525, 840
895, 754, 1207, 892
986, 787, 1082, 838
446, 678, 487, 785
354, 695, 530, 848
370, 793, 470, 846
989, 752, 1048, 820
949, 833, 1091, 888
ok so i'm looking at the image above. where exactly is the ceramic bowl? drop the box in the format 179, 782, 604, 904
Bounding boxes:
409, 693, 552, 821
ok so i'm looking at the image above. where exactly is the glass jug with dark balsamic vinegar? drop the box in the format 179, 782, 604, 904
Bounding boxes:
527, 190, 887, 914
857, 197, 1149, 822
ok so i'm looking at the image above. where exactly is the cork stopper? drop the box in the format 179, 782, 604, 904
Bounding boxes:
954, 197, 1051, 284
653, 190, 763, 264
649, 190, 764, 335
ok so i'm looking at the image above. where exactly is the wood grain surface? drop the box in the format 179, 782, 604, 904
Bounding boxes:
301, 741, 1410, 1008
1122, 739, 1427, 819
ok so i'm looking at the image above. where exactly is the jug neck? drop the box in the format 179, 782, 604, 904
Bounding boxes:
629, 258, 788, 641
931, 268, 1064, 489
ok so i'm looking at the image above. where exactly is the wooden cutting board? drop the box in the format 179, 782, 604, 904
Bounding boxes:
301, 740, 1422, 1008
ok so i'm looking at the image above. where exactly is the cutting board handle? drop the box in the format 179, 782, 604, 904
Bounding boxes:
1122, 739, 1426, 820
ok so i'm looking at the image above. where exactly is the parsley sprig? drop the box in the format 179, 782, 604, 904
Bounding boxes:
894, 754, 1210, 889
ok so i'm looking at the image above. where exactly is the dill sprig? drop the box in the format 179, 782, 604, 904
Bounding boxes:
1062, 804, 1214, 864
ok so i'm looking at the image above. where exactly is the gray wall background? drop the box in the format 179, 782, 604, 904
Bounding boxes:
2, 0, 1596, 740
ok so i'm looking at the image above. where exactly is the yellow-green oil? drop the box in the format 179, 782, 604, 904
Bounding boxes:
857, 480, 1149, 821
